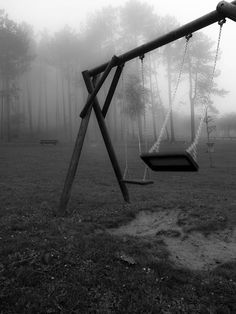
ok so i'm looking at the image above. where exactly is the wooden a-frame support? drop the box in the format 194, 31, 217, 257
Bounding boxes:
58, 62, 129, 213
59, 0, 236, 213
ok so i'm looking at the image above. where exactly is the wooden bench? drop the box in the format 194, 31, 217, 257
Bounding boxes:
40, 139, 58, 145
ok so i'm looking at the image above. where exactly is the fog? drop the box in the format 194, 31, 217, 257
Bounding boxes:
0, 0, 236, 143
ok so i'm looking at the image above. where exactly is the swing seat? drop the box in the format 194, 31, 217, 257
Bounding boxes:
140, 151, 199, 172
122, 179, 154, 185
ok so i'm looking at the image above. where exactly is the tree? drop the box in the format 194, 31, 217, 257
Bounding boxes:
83, 6, 118, 62
160, 16, 182, 143
49, 27, 83, 140
119, 0, 158, 48
119, 1, 161, 145
217, 113, 236, 137
20, 23, 36, 135
185, 32, 228, 142
122, 73, 149, 145
37, 31, 51, 135
0, 10, 33, 141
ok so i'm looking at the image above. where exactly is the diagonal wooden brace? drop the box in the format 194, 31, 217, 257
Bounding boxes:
80, 55, 119, 118
102, 64, 124, 117
59, 70, 129, 213
82, 71, 130, 202
58, 81, 96, 214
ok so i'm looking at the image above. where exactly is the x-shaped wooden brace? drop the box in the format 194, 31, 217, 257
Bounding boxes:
59, 56, 129, 213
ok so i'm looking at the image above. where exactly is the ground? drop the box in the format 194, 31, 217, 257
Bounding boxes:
0, 139, 236, 313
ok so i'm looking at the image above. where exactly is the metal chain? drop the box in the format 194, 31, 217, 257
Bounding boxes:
121, 69, 129, 179
140, 55, 148, 152
140, 55, 151, 181
149, 34, 192, 153
186, 19, 226, 160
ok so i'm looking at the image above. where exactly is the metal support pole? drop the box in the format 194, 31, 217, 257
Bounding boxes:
217, 1, 236, 21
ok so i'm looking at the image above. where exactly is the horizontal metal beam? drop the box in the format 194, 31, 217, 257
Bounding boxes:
87, 0, 236, 77
217, 0, 236, 21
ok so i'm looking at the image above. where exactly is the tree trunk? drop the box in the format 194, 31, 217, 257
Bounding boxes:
149, 56, 157, 142
153, 59, 169, 141
37, 66, 43, 132
67, 69, 72, 141
131, 119, 135, 140
43, 69, 49, 134
15, 77, 22, 135
26, 77, 33, 135
55, 69, 60, 136
5, 78, 11, 142
61, 75, 67, 138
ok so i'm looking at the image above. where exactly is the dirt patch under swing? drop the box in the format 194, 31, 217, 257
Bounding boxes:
108, 209, 236, 271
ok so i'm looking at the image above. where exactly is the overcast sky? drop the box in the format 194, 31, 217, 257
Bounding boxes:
1, 0, 236, 114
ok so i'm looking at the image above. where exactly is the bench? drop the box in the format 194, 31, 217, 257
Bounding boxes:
40, 139, 58, 145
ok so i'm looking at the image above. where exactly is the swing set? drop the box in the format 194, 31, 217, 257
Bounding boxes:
59, 1, 236, 211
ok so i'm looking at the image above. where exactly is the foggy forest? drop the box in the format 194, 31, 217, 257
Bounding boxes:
1, 1, 236, 313
1, 1, 236, 145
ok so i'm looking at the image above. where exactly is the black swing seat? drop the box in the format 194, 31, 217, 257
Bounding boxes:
140, 151, 199, 172
121, 179, 154, 185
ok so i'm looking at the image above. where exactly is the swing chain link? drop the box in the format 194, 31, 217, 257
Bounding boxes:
121, 69, 129, 179
140, 55, 152, 181
187, 19, 225, 160
149, 34, 192, 153
140, 56, 147, 149
172, 33, 192, 103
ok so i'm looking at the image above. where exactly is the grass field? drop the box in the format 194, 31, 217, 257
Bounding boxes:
0, 139, 236, 313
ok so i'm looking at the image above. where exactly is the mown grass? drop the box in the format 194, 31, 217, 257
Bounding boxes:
0, 140, 236, 313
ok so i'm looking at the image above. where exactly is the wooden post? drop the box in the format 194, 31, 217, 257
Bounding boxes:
58, 76, 99, 214
58, 101, 93, 214
59, 71, 129, 214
